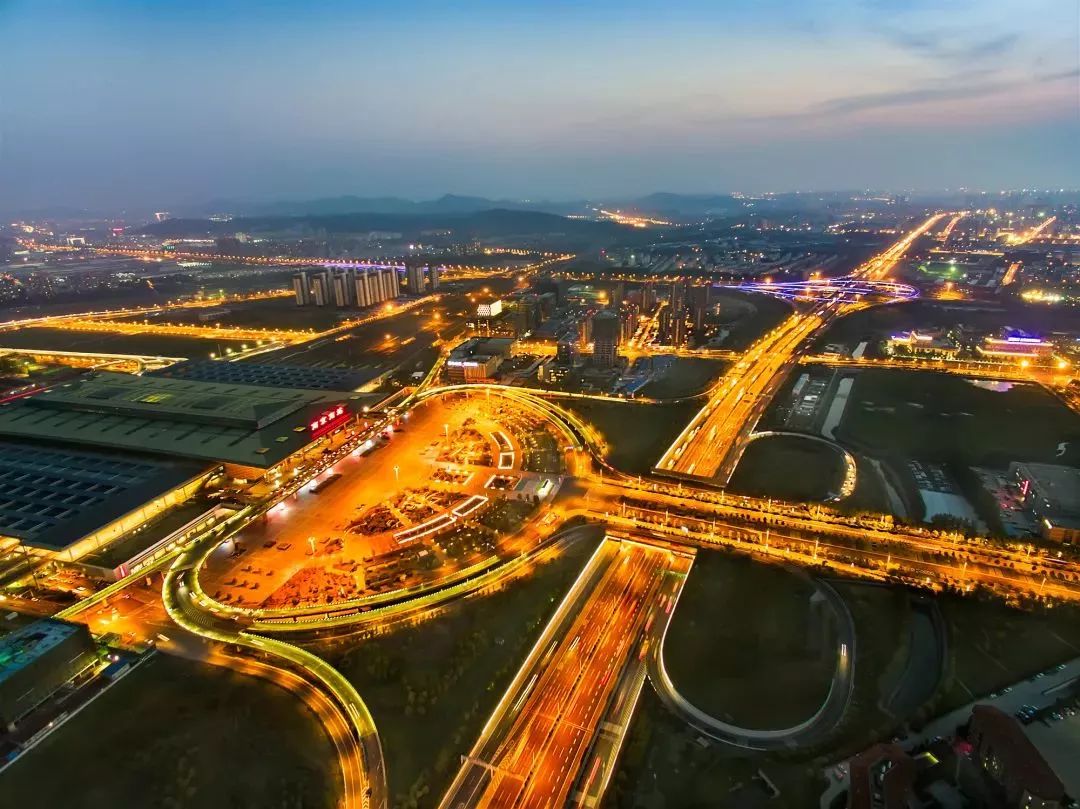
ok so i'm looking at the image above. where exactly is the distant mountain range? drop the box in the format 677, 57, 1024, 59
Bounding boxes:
141, 207, 640, 248
196, 192, 746, 219
198, 194, 583, 218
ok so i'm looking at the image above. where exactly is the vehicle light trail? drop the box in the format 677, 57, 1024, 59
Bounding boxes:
654, 213, 945, 484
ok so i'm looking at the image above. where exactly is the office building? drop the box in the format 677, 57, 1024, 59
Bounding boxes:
619, 302, 639, 344
332, 272, 355, 307
690, 285, 710, 332
446, 338, 515, 383
978, 328, 1055, 362
577, 312, 594, 349
311, 271, 331, 307
591, 310, 621, 368
426, 264, 441, 291
406, 265, 427, 296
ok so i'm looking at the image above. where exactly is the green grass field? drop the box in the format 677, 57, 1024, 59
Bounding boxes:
663, 552, 835, 729
835, 369, 1080, 468
638, 357, 727, 400
935, 596, 1080, 714
325, 531, 601, 808
562, 399, 697, 475
0, 326, 247, 360
728, 434, 846, 502
711, 290, 794, 350
1, 654, 339, 809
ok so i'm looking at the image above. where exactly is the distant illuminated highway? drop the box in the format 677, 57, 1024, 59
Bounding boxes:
654, 213, 945, 484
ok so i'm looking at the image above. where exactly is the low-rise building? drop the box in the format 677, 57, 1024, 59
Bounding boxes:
978, 328, 1055, 362
968, 704, 1065, 808
0, 619, 97, 732
885, 330, 960, 359
446, 338, 516, 384
1011, 462, 1080, 543
847, 743, 917, 809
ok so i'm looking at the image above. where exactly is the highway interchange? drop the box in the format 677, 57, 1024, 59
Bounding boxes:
16, 211, 1080, 808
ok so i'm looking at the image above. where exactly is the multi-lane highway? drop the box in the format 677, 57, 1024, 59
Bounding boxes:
441, 537, 692, 809
654, 213, 946, 484
655, 303, 834, 482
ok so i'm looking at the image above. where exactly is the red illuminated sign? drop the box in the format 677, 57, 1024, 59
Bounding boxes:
309, 403, 349, 438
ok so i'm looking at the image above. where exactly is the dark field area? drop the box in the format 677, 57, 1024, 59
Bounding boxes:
638, 356, 727, 399
1, 654, 339, 809
711, 289, 794, 350
251, 296, 468, 371
562, 399, 698, 474
729, 434, 846, 502
816, 299, 1080, 351
663, 552, 835, 729
835, 369, 1080, 468
0, 326, 248, 359
935, 596, 1080, 715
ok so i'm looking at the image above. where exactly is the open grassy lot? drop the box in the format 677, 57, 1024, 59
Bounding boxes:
711, 289, 794, 351
728, 434, 846, 502
140, 296, 349, 331
255, 297, 466, 370
835, 369, 1080, 468
830, 582, 912, 747
935, 595, 1080, 715
663, 552, 835, 729
562, 399, 698, 475
0, 326, 247, 359
325, 530, 601, 808
607, 689, 827, 809
638, 357, 727, 400
1, 654, 339, 809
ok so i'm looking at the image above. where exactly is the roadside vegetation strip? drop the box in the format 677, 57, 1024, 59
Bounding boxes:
162, 556, 384, 809
650, 560, 856, 749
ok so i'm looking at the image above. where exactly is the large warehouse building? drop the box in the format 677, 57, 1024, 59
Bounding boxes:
0, 372, 363, 473
0, 371, 382, 571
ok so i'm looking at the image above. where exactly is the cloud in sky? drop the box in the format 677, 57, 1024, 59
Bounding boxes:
0, 0, 1076, 209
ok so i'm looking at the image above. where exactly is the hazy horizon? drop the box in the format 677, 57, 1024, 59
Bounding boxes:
2, 0, 1078, 211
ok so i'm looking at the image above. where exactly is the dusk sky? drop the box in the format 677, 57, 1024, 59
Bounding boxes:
1, 0, 1078, 211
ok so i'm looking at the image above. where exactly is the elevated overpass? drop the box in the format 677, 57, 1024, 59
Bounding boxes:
0, 346, 187, 373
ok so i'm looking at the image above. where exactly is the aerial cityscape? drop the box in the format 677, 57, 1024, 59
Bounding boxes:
1, 1, 1079, 808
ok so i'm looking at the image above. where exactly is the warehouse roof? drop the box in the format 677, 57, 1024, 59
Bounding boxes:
0, 440, 209, 550
147, 360, 378, 393
0, 372, 357, 468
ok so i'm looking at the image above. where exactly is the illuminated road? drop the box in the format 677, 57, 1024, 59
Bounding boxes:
441, 537, 692, 809
1008, 215, 1057, 245
648, 554, 856, 750
800, 354, 1075, 387
654, 213, 946, 484
655, 303, 835, 482
163, 541, 386, 809
20, 241, 572, 281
